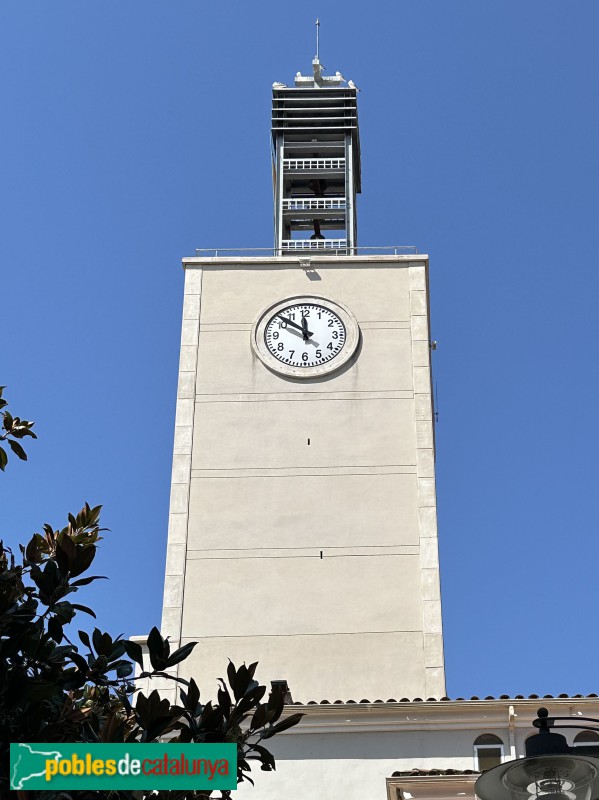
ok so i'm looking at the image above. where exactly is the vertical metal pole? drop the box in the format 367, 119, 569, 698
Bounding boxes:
345, 133, 355, 254
275, 134, 285, 254
316, 19, 320, 59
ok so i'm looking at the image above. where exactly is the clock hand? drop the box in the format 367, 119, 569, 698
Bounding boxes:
278, 314, 313, 338
301, 315, 310, 342
285, 326, 309, 341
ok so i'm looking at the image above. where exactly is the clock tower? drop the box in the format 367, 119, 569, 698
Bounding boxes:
159, 55, 445, 702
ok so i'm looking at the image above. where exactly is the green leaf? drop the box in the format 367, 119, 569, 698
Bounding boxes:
78, 630, 92, 649
70, 575, 107, 587
233, 664, 252, 700
249, 743, 276, 771
147, 626, 163, 652
217, 680, 231, 716
54, 601, 77, 623
48, 616, 63, 643
227, 660, 237, 694
165, 641, 196, 668
13, 427, 37, 439
185, 678, 200, 711
261, 712, 304, 739
123, 640, 144, 669
147, 626, 169, 670
24, 533, 47, 564
251, 702, 273, 730
70, 651, 89, 673
267, 682, 285, 724
69, 545, 95, 578
0, 447, 7, 471
58, 532, 77, 561
70, 603, 96, 618
115, 661, 134, 678
94, 631, 113, 656
7, 439, 27, 461
108, 639, 127, 661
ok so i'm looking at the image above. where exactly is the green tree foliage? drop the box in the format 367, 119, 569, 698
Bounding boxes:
0, 386, 36, 470
0, 390, 302, 798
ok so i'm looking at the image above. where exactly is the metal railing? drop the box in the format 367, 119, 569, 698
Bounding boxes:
193, 246, 419, 258
281, 239, 347, 250
283, 158, 345, 171
282, 198, 346, 211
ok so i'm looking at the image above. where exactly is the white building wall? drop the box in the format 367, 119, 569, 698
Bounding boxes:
160, 254, 445, 702
235, 698, 599, 800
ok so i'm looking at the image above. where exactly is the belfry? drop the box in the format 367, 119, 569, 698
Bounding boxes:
272, 52, 360, 253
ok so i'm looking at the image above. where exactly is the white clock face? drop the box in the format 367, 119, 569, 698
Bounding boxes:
264, 303, 345, 368
252, 296, 360, 378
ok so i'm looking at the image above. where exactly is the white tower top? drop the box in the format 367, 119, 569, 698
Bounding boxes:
272, 21, 355, 89
271, 25, 362, 255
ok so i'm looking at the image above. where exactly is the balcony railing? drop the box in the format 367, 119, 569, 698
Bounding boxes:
281, 239, 347, 251
283, 158, 345, 171
193, 246, 419, 258
282, 198, 346, 211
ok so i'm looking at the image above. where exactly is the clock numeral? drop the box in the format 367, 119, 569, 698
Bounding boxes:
277, 343, 284, 351
316, 350, 322, 359
279, 320, 287, 329
332, 331, 339, 339
317, 311, 322, 319
327, 343, 334, 351
328, 320, 334, 327
272, 331, 279, 340
302, 352, 309, 362
289, 350, 295, 359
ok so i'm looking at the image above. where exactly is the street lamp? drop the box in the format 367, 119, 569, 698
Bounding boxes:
475, 709, 599, 800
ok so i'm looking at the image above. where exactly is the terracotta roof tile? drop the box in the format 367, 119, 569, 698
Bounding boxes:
287, 693, 599, 706
391, 768, 479, 777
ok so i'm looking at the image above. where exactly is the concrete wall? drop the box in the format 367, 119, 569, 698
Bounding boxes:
237, 727, 480, 800
161, 255, 444, 702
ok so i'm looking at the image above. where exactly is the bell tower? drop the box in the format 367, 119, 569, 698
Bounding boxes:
272, 51, 360, 254
159, 51, 446, 703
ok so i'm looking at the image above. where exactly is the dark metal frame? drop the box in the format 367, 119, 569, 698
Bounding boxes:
526, 708, 599, 758
272, 87, 361, 254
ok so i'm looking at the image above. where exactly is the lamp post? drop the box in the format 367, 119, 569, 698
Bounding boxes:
475, 709, 599, 800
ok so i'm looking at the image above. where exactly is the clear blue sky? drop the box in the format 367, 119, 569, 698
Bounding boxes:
1, 1, 598, 700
